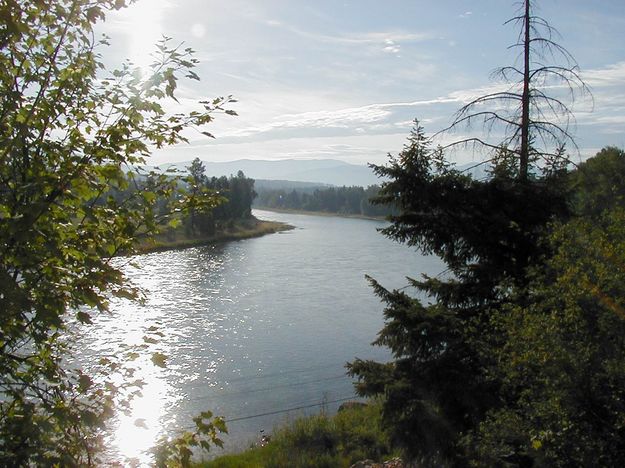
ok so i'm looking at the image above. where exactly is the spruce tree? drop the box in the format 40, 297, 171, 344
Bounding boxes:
347, 124, 568, 464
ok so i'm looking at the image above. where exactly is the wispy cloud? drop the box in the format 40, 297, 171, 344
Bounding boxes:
583, 61, 625, 87
383, 39, 401, 56
264, 21, 433, 52
296, 28, 425, 44
164, 59, 625, 150
213, 98, 460, 139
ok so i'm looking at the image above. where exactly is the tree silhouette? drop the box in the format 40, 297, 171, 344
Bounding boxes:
439, 0, 590, 180
347, 1, 591, 464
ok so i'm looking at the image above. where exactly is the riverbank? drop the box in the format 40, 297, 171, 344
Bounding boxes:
199, 400, 400, 468
136, 217, 294, 254
254, 206, 387, 222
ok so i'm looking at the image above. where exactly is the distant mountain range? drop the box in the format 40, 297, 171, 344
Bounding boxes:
253, 179, 332, 191
149, 158, 491, 188
152, 159, 384, 187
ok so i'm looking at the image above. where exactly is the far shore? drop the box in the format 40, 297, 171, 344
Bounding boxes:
254, 206, 388, 222
134, 218, 294, 255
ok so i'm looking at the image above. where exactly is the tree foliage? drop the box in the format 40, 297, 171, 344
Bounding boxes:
183, 157, 224, 236
349, 139, 625, 466
471, 207, 625, 466
153, 410, 228, 468
208, 170, 257, 223
0, 0, 230, 464
181, 160, 257, 236
568, 146, 625, 219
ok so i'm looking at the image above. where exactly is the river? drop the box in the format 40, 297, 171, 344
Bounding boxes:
72, 209, 444, 465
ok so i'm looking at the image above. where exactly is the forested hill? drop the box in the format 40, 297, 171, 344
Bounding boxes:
250, 161, 491, 218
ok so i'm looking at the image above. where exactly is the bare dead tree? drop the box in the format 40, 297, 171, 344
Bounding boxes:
437, 0, 591, 180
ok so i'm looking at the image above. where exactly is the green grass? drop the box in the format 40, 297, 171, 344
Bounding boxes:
200, 400, 396, 468
255, 206, 386, 221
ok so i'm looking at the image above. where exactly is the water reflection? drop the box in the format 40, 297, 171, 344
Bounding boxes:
113, 368, 171, 465
78, 286, 181, 465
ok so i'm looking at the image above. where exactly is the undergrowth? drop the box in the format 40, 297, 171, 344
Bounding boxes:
201, 400, 395, 468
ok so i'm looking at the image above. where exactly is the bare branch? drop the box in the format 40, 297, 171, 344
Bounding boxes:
442, 137, 516, 154
436, 0, 591, 179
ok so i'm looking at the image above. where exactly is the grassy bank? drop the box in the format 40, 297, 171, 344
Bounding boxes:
136, 217, 293, 254
199, 400, 397, 468
254, 206, 386, 222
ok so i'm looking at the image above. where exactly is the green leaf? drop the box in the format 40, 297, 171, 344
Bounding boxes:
151, 352, 167, 368
0, 1, 235, 462
78, 374, 92, 392
213, 417, 228, 434
126, 352, 140, 361
76, 311, 92, 324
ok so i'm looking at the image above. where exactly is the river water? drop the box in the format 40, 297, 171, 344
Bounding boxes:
72, 210, 444, 465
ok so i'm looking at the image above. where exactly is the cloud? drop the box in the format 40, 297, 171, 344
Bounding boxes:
211, 97, 462, 140
264, 21, 432, 50
573, 62, 625, 131
164, 59, 625, 148
219, 105, 391, 138
438, 62, 625, 109
350, 31, 433, 44
383, 39, 401, 55
583, 61, 625, 87
590, 116, 625, 125
151, 132, 410, 165
191, 23, 206, 38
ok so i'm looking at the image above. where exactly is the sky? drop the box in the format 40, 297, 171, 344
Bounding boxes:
98, 0, 625, 166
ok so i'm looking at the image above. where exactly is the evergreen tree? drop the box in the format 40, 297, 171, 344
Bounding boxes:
229, 171, 256, 219
347, 124, 568, 464
186, 157, 209, 234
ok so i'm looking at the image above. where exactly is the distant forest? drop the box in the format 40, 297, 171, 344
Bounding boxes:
106, 158, 257, 239
176, 158, 257, 236
254, 185, 393, 218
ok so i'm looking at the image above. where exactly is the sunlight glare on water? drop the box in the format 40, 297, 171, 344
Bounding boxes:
87, 283, 181, 465
112, 370, 171, 465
